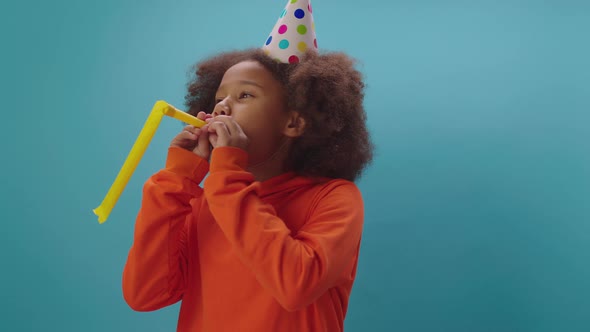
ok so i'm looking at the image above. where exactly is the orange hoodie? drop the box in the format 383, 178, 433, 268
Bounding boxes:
122, 146, 364, 332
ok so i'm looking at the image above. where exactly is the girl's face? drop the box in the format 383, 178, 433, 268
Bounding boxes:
213, 60, 291, 165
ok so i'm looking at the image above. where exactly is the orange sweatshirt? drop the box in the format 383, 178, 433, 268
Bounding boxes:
122, 146, 365, 332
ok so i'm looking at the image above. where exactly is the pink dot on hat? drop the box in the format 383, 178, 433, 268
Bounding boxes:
278, 24, 288, 34
289, 55, 300, 63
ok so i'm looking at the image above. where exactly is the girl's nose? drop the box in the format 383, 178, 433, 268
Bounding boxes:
212, 100, 231, 117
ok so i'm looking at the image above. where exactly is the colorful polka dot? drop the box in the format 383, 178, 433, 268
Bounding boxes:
294, 9, 305, 19
312, 22, 315, 31
278, 24, 288, 34
290, 0, 298, 3
280, 9, 287, 18
279, 39, 290, 49
289, 55, 300, 63
297, 42, 307, 52
297, 24, 307, 35
265, 36, 272, 45
308, 3, 312, 13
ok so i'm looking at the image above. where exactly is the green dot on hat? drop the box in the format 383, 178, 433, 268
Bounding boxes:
297, 24, 307, 35
279, 39, 290, 49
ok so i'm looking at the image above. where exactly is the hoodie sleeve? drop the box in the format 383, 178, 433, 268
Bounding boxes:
122, 147, 209, 311
204, 147, 364, 312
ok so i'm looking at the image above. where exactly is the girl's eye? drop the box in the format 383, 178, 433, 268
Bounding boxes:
240, 92, 253, 99
215, 98, 224, 104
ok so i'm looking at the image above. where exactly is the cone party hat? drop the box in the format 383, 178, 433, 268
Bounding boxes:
262, 0, 317, 63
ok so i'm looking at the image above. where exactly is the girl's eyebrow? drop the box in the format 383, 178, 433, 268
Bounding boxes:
219, 80, 264, 91
238, 80, 264, 89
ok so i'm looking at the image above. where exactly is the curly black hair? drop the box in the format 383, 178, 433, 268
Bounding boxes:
184, 48, 374, 182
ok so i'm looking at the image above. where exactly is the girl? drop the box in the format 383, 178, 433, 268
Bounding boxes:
122, 48, 374, 331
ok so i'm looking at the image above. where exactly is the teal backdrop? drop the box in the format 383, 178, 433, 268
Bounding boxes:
1, 0, 589, 331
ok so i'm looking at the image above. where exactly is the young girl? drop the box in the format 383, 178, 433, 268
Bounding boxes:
122, 5, 373, 328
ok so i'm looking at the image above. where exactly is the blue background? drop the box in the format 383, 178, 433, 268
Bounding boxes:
1, 0, 589, 331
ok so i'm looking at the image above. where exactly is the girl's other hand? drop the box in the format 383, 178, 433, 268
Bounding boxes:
206, 115, 249, 151
170, 112, 213, 160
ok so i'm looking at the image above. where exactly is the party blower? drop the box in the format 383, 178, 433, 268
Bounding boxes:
93, 100, 205, 223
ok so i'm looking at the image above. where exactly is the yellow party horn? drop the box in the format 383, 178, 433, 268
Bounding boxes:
93, 100, 205, 223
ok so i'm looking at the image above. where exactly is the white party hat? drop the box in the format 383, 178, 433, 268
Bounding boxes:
262, 0, 317, 63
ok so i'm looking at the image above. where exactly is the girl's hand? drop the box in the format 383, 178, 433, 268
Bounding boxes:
206, 115, 249, 151
170, 111, 213, 160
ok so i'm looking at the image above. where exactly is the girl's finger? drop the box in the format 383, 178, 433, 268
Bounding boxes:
209, 121, 229, 136
197, 125, 209, 150
211, 115, 243, 136
183, 125, 197, 134
179, 130, 197, 140
196, 111, 207, 121
184, 126, 203, 136
208, 121, 230, 145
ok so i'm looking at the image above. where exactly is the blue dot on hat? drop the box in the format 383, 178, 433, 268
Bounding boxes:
294, 9, 305, 19
266, 36, 272, 45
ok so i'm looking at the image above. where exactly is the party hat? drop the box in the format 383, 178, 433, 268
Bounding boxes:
262, 0, 317, 64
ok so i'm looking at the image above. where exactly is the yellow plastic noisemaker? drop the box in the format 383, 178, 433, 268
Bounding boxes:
93, 101, 205, 223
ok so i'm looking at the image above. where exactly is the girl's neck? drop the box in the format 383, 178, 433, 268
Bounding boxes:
247, 139, 291, 182
249, 163, 285, 182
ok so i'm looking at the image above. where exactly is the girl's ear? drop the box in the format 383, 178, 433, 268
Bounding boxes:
283, 111, 306, 138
